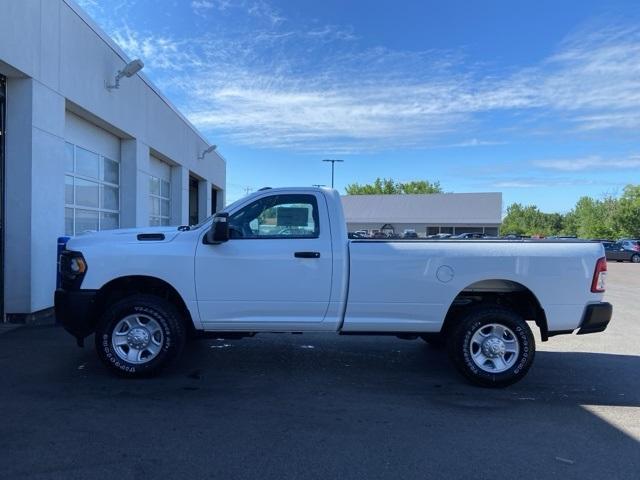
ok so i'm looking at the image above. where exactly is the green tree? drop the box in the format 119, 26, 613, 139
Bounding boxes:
501, 203, 566, 237
345, 177, 442, 195
612, 185, 640, 238
561, 210, 578, 236
570, 196, 618, 239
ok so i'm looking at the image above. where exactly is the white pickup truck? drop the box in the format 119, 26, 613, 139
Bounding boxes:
55, 187, 612, 387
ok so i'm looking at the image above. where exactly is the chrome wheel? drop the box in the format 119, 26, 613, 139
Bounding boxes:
469, 323, 519, 373
631, 254, 640, 263
111, 314, 164, 364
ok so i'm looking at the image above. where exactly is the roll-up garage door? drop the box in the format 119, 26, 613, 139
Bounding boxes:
149, 155, 171, 226
64, 111, 120, 235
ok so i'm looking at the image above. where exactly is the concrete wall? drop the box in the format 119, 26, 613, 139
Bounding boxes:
0, 0, 226, 315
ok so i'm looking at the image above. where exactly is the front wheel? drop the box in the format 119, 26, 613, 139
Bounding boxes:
631, 254, 640, 263
95, 294, 186, 377
447, 306, 535, 388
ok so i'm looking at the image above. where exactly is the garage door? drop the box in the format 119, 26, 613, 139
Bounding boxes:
64, 111, 120, 235
149, 155, 171, 226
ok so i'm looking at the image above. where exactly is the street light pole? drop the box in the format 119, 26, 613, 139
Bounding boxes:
322, 159, 344, 189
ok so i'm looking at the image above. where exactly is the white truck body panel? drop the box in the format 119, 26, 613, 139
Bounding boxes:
67, 187, 605, 335
194, 190, 334, 329
67, 226, 204, 329
344, 240, 603, 332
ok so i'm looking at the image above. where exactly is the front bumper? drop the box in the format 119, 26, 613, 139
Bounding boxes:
577, 302, 613, 335
54, 289, 98, 344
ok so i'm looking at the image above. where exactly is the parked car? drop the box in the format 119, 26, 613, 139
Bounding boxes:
56, 187, 612, 388
604, 239, 640, 263
547, 236, 578, 240
371, 231, 388, 239
452, 232, 486, 239
402, 230, 418, 239
500, 234, 532, 239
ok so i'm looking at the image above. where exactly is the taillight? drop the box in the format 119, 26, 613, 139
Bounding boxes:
633, 244, 640, 252
591, 257, 607, 293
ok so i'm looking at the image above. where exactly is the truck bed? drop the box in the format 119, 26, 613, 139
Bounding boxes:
343, 239, 604, 333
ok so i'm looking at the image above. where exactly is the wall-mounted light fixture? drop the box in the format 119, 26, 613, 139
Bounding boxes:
106, 59, 144, 90
198, 145, 217, 160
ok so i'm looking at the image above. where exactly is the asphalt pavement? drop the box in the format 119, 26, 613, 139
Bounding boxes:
1, 263, 638, 479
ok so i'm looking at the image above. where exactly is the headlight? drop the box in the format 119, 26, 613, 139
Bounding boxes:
69, 256, 87, 274
59, 251, 87, 288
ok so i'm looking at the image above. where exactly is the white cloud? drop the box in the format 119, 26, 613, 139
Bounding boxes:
534, 155, 640, 171
110, 26, 203, 71
191, 0, 215, 12
436, 138, 508, 148
74, 0, 103, 16
489, 177, 624, 189
190, 0, 284, 24
101, 12, 640, 152
492, 180, 548, 188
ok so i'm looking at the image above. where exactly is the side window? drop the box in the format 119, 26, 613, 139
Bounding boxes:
228, 194, 320, 239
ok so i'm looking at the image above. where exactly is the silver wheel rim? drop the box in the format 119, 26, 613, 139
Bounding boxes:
632, 255, 640, 263
469, 323, 519, 373
111, 314, 164, 364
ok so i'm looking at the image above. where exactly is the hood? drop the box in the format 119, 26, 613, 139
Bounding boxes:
66, 226, 183, 250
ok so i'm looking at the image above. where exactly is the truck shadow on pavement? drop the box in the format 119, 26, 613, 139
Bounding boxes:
1, 326, 638, 479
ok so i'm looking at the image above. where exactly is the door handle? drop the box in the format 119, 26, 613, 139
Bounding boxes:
294, 251, 320, 258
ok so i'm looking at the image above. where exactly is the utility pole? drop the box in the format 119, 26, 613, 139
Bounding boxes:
243, 186, 253, 195
322, 159, 344, 189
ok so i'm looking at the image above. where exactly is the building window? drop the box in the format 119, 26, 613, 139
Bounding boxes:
149, 175, 171, 226
454, 226, 484, 234
189, 176, 199, 226
65, 142, 119, 236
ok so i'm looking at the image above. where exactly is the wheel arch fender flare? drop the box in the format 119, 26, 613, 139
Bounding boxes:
92, 275, 197, 333
441, 278, 549, 341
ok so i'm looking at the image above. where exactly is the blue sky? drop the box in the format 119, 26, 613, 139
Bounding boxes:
77, 0, 640, 211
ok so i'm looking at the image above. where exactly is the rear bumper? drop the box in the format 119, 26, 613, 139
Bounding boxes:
577, 302, 613, 335
54, 289, 98, 342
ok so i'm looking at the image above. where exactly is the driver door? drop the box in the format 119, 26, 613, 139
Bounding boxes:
194, 192, 333, 329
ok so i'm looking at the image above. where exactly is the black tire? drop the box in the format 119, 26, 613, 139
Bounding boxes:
631, 254, 640, 263
447, 306, 535, 388
95, 294, 186, 377
420, 333, 446, 348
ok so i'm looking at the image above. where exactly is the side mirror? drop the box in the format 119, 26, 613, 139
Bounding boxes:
205, 212, 229, 244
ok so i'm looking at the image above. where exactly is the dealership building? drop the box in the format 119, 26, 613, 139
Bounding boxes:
0, 0, 226, 321
342, 193, 502, 236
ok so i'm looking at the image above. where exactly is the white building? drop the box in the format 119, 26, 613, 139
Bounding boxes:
342, 193, 502, 236
0, 0, 226, 321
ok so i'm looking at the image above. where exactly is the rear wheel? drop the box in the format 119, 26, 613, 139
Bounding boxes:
631, 254, 640, 263
447, 306, 535, 388
95, 294, 186, 377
